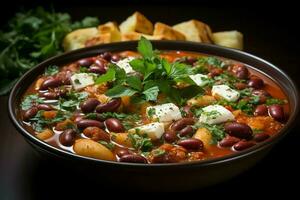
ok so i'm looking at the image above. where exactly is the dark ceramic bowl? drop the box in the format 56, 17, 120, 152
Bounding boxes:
8, 41, 299, 191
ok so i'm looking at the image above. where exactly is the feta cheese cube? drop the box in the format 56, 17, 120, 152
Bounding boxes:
189, 74, 210, 87
199, 105, 234, 125
116, 57, 135, 74
146, 103, 182, 123
129, 122, 165, 140
212, 85, 240, 102
71, 73, 95, 90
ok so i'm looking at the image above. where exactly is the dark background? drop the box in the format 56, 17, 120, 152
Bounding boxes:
1, 1, 299, 199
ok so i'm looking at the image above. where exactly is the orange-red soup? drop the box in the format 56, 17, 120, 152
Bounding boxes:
19, 50, 289, 164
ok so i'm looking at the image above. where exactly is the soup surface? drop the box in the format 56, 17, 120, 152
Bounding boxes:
19, 38, 289, 164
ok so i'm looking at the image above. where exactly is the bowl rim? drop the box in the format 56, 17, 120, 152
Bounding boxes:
8, 40, 299, 168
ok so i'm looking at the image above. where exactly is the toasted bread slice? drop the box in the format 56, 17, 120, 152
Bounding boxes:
173, 19, 213, 43
119, 11, 153, 34
84, 33, 112, 47
121, 32, 163, 41
212, 31, 243, 50
98, 22, 121, 42
153, 22, 186, 40
63, 27, 99, 51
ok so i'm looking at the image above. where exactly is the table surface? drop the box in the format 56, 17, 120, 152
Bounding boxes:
1, 3, 300, 199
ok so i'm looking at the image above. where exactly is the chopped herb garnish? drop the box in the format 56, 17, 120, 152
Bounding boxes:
147, 108, 156, 117
57, 91, 88, 111
98, 140, 115, 150
21, 94, 44, 110
195, 123, 226, 144
152, 149, 166, 157
128, 132, 153, 152
266, 98, 285, 105
30, 110, 69, 132
197, 56, 226, 69
44, 65, 59, 76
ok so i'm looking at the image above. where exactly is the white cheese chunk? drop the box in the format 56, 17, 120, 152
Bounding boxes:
212, 85, 240, 102
71, 73, 95, 90
146, 103, 182, 123
129, 122, 165, 140
199, 105, 234, 125
189, 74, 210, 87
116, 57, 135, 74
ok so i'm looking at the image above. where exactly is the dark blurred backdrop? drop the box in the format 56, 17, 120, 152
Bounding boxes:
1, 0, 299, 199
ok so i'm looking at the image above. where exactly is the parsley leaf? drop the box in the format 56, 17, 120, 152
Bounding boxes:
0, 7, 99, 95
137, 36, 154, 59
126, 76, 142, 91
95, 67, 116, 84
142, 86, 159, 101
105, 85, 137, 98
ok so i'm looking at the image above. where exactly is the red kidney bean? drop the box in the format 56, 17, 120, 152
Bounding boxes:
171, 118, 195, 131
224, 122, 253, 140
235, 82, 247, 90
209, 68, 223, 77
252, 90, 270, 103
111, 54, 121, 62
76, 119, 104, 129
116, 148, 131, 158
80, 98, 100, 113
96, 98, 121, 113
39, 92, 58, 99
100, 52, 112, 61
177, 138, 203, 151
164, 130, 178, 143
186, 57, 198, 65
88, 65, 106, 74
254, 104, 268, 116
233, 140, 255, 151
182, 105, 194, 117
105, 118, 125, 133
119, 154, 147, 163
83, 127, 110, 142
37, 104, 53, 111
235, 65, 249, 79
178, 126, 195, 137
23, 107, 38, 121
59, 129, 76, 146
40, 78, 63, 90
78, 57, 94, 67
219, 135, 240, 147
268, 105, 285, 122
254, 133, 270, 142
74, 115, 84, 123
94, 58, 107, 67
248, 78, 264, 89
